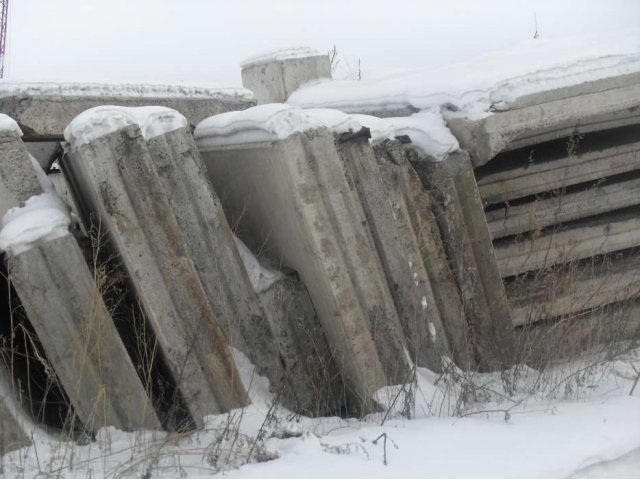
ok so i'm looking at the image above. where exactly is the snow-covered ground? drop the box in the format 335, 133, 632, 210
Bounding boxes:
2, 346, 639, 478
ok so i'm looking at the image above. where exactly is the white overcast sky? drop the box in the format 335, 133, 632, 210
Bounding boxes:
7, 0, 640, 87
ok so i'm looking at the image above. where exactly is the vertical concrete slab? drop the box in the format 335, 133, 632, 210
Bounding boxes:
334, 131, 450, 371
197, 126, 411, 411
408, 149, 515, 370
0, 130, 161, 431
145, 126, 341, 415
62, 124, 248, 427
373, 140, 477, 370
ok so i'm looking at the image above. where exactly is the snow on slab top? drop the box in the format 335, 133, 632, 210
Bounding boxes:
0, 114, 23, 137
64, 106, 189, 147
195, 104, 327, 147
195, 104, 458, 160
240, 47, 324, 69
288, 28, 640, 115
0, 81, 253, 100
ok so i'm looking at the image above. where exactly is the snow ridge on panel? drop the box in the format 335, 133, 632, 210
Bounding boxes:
64, 106, 188, 147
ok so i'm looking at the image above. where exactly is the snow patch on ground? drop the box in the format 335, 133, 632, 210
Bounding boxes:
0, 81, 253, 100
64, 106, 188, 147
234, 236, 283, 293
1, 346, 638, 478
240, 47, 324, 68
0, 113, 23, 137
287, 28, 640, 116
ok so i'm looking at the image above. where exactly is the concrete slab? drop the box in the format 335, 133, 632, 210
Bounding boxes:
198, 127, 411, 411
145, 126, 340, 415
447, 73, 640, 166
0, 131, 161, 432
62, 124, 248, 427
372, 140, 476, 370
0, 83, 255, 140
335, 131, 451, 371
408, 149, 515, 370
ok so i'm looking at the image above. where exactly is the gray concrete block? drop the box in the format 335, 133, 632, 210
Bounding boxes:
447, 73, 640, 166
241, 51, 331, 104
62, 125, 248, 427
0, 87, 255, 140
0, 131, 161, 431
198, 127, 411, 411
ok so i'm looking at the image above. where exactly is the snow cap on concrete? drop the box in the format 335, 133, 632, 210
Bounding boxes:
0, 114, 23, 137
0, 193, 71, 256
195, 104, 363, 148
64, 106, 188, 147
287, 28, 640, 115
0, 81, 253, 101
240, 47, 324, 69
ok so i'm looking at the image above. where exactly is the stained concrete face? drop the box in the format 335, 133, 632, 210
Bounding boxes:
407, 149, 515, 370
62, 124, 248, 427
198, 128, 412, 411
0, 90, 255, 140
241, 55, 331, 104
145, 127, 341, 415
0, 130, 161, 432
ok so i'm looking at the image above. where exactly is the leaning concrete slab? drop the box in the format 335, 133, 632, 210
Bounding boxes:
333, 129, 450, 371
195, 106, 412, 411
241, 48, 331, 104
144, 124, 341, 415
0, 82, 255, 140
408, 149, 515, 370
62, 117, 248, 427
372, 139, 476, 370
0, 124, 161, 432
447, 72, 640, 166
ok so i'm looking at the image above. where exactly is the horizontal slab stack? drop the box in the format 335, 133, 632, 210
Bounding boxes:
449, 76, 640, 360
195, 105, 413, 413
61, 107, 248, 429
0, 115, 160, 433
144, 121, 341, 415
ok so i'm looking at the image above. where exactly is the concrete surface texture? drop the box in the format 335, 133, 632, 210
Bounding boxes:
62, 124, 248, 428
197, 125, 412, 413
145, 126, 339, 415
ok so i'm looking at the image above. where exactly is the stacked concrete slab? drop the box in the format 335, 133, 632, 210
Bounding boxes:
195, 105, 413, 412
0, 116, 160, 433
144, 123, 341, 415
446, 73, 640, 359
62, 108, 248, 428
